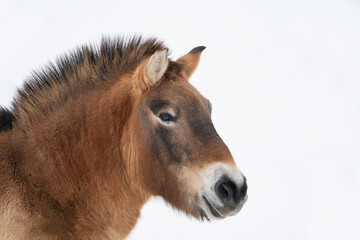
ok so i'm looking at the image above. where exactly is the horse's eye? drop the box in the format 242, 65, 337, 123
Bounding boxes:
158, 112, 175, 122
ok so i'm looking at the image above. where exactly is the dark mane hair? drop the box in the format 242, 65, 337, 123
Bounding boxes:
0, 107, 15, 131
8, 36, 166, 130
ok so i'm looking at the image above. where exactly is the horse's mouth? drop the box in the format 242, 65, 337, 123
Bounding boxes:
202, 196, 224, 220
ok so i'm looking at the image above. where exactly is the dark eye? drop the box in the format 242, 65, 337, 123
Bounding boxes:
158, 112, 176, 122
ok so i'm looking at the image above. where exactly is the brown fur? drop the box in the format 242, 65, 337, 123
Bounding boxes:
0, 37, 235, 239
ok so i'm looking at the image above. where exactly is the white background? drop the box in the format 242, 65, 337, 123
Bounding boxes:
1, 1, 359, 239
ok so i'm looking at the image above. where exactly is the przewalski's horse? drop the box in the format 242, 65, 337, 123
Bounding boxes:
0, 37, 247, 239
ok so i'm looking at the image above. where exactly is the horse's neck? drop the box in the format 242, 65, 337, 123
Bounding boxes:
12, 88, 148, 238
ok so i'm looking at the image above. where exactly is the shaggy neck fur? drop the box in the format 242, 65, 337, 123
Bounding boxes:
10, 80, 143, 239
0, 37, 167, 239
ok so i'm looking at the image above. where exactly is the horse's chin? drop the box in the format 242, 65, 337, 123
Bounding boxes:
195, 192, 248, 222
196, 198, 224, 222
190, 196, 224, 222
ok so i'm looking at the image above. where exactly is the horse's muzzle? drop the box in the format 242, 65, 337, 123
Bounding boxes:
200, 162, 247, 220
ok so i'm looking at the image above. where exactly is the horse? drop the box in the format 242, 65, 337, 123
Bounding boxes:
0, 36, 247, 239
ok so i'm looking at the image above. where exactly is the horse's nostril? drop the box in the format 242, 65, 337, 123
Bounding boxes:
215, 179, 236, 202
215, 178, 247, 206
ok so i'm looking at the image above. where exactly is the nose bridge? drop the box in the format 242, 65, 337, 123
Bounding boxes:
187, 101, 235, 166
200, 128, 235, 166
201, 148, 234, 168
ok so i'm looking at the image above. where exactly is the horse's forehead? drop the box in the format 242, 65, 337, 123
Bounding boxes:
154, 79, 206, 104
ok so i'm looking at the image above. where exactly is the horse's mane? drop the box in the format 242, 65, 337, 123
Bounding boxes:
3, 36, 166, 131
0, 107, 15, 131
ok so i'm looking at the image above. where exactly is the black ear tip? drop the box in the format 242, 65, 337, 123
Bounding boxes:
189, 46, 206, 54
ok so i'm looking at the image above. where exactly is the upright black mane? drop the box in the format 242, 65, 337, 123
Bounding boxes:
0, 107, 15, 131
3, 36, 166, 130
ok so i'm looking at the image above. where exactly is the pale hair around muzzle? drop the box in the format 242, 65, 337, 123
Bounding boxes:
199, 162, 247, 221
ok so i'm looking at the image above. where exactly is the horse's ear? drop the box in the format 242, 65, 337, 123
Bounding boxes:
145, 49, 169, 86
176, 46, 206, 80
133, 49, 169, 92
